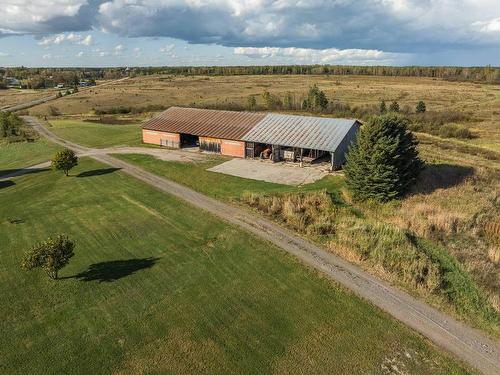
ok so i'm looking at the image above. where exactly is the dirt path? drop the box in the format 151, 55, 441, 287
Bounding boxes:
18, 115, 500, 375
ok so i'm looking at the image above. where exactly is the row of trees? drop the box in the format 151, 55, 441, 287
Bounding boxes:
250, 85, 330, 111
2, 65, 499, 83
130, 65, 500, 83
380, 100, 426, 114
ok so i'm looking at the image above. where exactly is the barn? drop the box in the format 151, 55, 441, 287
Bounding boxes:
142, 107, 361, 169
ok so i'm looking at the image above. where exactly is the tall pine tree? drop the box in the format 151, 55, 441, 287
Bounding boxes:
344, 115, 423, 202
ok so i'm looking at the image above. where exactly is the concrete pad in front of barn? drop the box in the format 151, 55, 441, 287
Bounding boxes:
207, 158, 329, 186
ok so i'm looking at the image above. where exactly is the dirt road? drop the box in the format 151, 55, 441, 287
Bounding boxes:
18, 115, 500, 375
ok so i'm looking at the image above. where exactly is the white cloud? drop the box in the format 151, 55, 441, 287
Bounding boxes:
234, 46, 400, 64
81, 35, 93, 45
76, 51, 84, 57
38, 33, 93, 46
0, 1, 87, 34
473, 17, 500, 33
42, 53, 52, 59
0, 52, 10, 57
159, 44, 175, 53
113, 44, 125, 55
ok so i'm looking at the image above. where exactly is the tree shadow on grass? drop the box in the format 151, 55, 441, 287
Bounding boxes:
411, 163, 474, 195
0, 167, 49, 179
72, 257, 160, 282
76, 168, 121, 178
0, 180, 15, 190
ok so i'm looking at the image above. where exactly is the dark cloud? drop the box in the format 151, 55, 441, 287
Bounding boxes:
0, 1, 498, 53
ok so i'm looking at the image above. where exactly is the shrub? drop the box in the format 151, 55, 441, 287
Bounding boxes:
246, 95, 257, 110
438, 123, 473, 139
416, 100, 426, 113
48, 106, 61, 116
389, 100, 400, 112
344, 115, 424, 202
379, 100, 387, 114
0, 112, 21, 138
21, 234, 75, 279
303, 84, 328, 111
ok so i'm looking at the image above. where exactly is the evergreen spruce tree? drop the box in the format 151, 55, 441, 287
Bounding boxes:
416, 100, 426, 113
379, 100, 387, 114
344, 115, 423, 202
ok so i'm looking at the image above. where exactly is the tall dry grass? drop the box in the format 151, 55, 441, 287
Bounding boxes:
241, 188, 498, 330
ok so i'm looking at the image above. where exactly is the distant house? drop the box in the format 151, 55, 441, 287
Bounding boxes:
5, 77, 21, 88
142, 107, 361, 169
56, 83, 65, 89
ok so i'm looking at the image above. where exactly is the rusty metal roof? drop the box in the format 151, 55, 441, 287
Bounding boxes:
242, 113, 359, 152
142, 106, 266, 140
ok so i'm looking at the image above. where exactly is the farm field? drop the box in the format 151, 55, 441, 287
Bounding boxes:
47, 119, 142, 148
27, 74, 500, 152
0, 88, 58, 109
0, 157, 470, 374
0, 139, 61, 177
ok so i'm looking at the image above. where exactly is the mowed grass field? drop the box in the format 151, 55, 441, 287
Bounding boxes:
0, 139, 61, 177
27, 74, 500, 151
47, 119, 142, 148
0, 157, 471, 374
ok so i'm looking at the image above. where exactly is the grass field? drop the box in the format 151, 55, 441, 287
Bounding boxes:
115, 148, 499, 335
0, 157, 470, 374
0, 139, 61, 176
26, 74, 500, 151
47, 119, 142, 148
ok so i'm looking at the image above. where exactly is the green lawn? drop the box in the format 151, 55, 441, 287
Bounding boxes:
0, 157, 469, 374
47, 119, 142, 148
0, 139, 61, 176
114, 153, 346, 201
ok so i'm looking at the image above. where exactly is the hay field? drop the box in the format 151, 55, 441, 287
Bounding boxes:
0, 88, 59, 109
26, 74, 500, 151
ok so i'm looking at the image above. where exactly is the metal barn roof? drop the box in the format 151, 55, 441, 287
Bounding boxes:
242, 113, 360, 152
142, 107, 266, 140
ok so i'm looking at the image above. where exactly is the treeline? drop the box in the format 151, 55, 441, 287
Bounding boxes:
0, 67, 123, 89
2, 65, 499, 84
130, 65, 500, 83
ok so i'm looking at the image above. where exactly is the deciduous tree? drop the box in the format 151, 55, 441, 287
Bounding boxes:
21, 234, 75, 279
52, 148, 78, 176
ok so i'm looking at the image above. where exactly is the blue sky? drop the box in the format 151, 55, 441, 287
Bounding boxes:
0, 1, 499, 67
